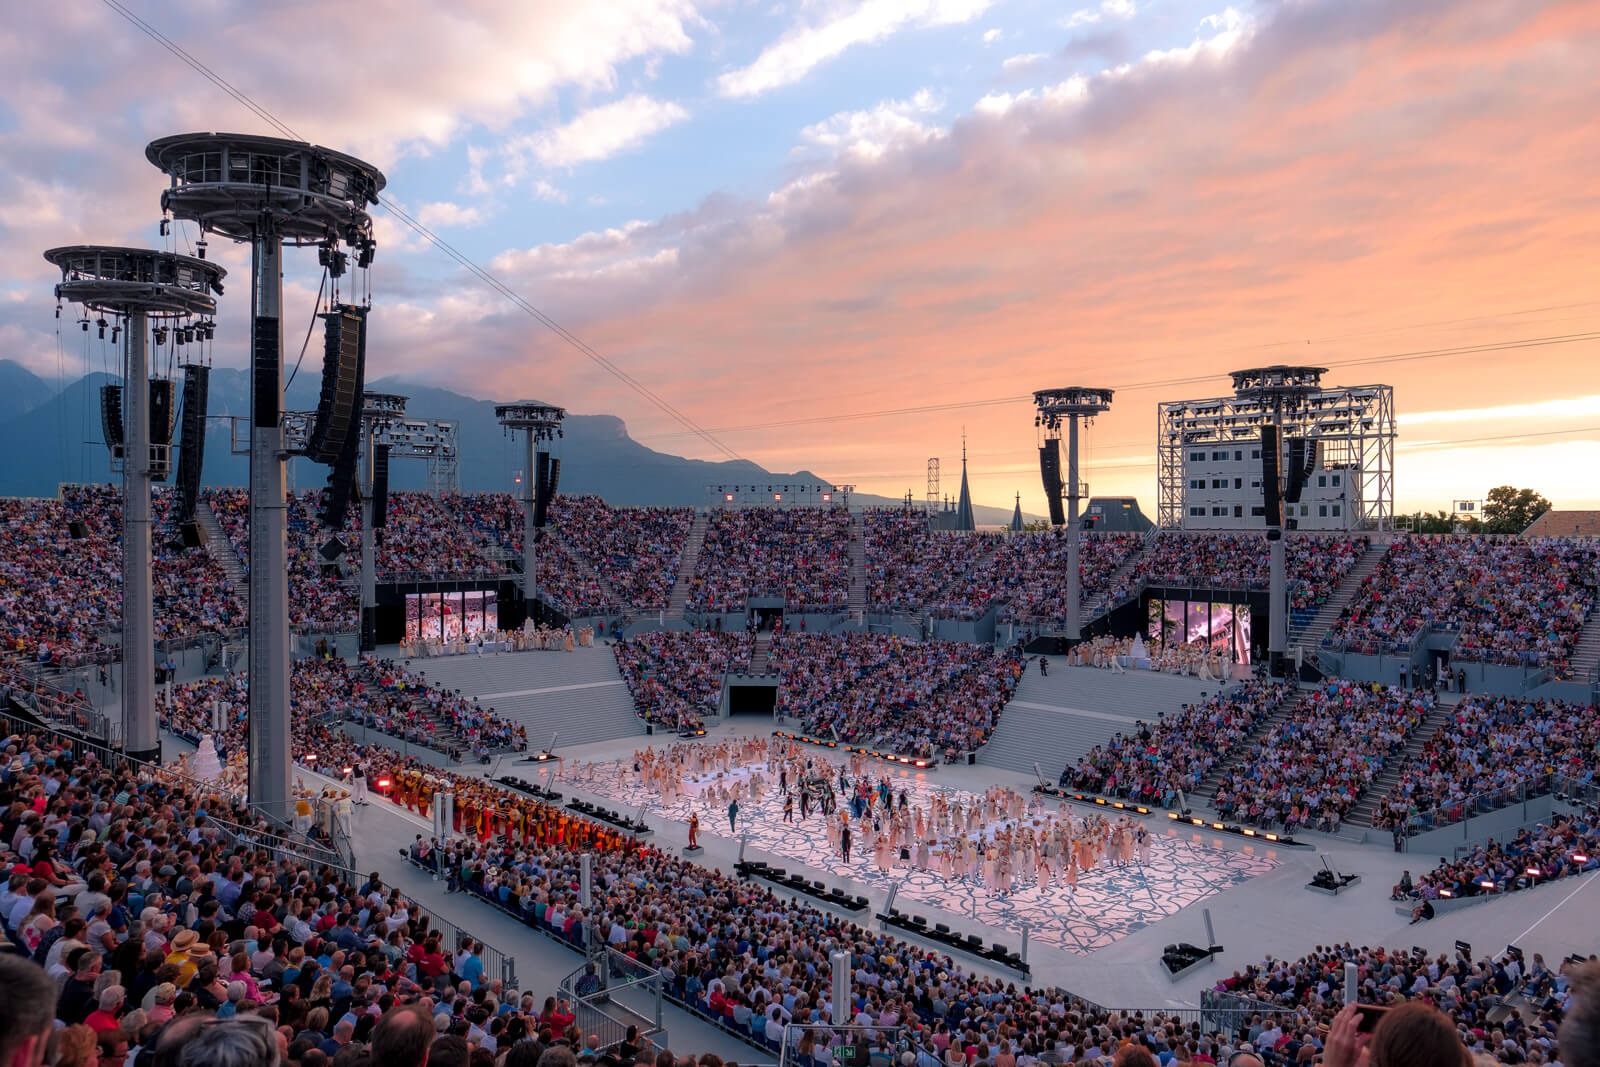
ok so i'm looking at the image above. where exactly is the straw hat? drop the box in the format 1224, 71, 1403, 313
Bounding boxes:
170, 929, 200, 953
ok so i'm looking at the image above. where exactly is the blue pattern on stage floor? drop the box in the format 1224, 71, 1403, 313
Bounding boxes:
566, 752, 1278, 955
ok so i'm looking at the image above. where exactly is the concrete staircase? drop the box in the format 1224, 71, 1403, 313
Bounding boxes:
976, 663, 1220, 779
846, 513, 867, 617
1086, 533, 1155, 620
666, 512, 709, 619
1193, 685, 1310, 799
198, 498, 249, 611
1290, 539, 1389, 652
1349, 694, 1458, 827
395, 645, 643, 749
1565, 607, 1600, 681
747, 631, 774, 676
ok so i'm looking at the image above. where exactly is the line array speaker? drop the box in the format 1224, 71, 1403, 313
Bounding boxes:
1260, 425, 1281, 527
533, 450, 552, 529
100, 384, 124, 452
306, 304, 367, 465
148, 378, 176, 482
1039, 443, 1065, 527
1284, 437, 1316, 504
174, 365, 210, 523
371, 443, 390, 529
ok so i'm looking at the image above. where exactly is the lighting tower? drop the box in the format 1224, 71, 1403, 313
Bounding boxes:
1229, 365, 1326, 678
359, 393, 407, 652
1033, 387, 1114, 642
494, 404, 565, 624
146, 133, 384, 821
43, 246, 224, 763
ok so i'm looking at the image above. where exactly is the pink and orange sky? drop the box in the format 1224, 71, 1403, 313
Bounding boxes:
2, 0, 1598, 514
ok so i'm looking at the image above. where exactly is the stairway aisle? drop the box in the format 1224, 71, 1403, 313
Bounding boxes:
1348, 695, 1458, 827
198, 498, 249, 611
1564, 607, 1600, 680
977, 664, 1218, 779
747, 631, 774, 675
1191, 685, 1308, 799
394, 645, 644, 749
1292, 538, 1390, 652
667, 512, 709, 619
846, 512, 867, 617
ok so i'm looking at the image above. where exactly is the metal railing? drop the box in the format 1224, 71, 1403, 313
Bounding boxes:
559, 948, 665, 1052
1395, 772, 1599, 836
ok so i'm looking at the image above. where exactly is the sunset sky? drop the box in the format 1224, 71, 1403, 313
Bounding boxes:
2, 0, 1597, 514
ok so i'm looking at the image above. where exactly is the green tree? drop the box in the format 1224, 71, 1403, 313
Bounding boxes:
1481, 486, 1552, 534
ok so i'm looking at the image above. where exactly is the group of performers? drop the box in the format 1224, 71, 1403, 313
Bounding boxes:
1067, 633, 1232, 680
578, 735, 1158, 897
398, 622, 596, 659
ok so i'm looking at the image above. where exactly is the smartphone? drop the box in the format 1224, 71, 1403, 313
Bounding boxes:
1355, 1005, 1389, 1034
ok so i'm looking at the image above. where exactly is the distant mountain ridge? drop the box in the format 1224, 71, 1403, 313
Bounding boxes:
0, 362, 1028, 524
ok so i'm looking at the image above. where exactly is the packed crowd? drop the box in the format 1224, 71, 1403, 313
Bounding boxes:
926, 532, 1143, 623
1327, 537, 1600, 674
0, 728, 550, 1067
547, 497, 691, 610
768, 633, 1025, 759
207, 489, 361, 635
612, 631, 753, 732
1399, 808, 1600, 901
445, 494, 620, 617
0, 486, 244, 664
378, 493, 502, 580
1212, 681, 1433, 833
1211, 940, 1593, 1067
863, 511, 994, 615
1132, 534, 1368, 614
1062, 680, 1292, 808
1370, 694, 1600, 830
158, 657, 526, 763
686, 508, 852, 613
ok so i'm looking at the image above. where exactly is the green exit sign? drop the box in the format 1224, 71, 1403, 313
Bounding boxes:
836, 1047, 856, 1059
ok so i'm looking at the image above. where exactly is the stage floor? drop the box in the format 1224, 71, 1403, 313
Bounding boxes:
566, 745, 1279, 955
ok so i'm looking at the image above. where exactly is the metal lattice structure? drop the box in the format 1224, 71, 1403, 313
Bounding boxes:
1157, 375, 1395, 531
926, 458, 940, 513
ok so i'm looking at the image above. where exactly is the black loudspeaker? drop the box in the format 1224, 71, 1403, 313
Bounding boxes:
148, 378, 176, 482
174, 365, 209, 523
100, 384, 125, 451
306, 304, 367, 465
546, 457, 561, 501
371, 443, 390, 529
1260, 425, 1281, 527
1284, 437, 1315, 504
317, 307, 368, 531
320, 537, 348, 562
253, 313, 280, 428
533, 451, 552, 529
1039, 443, 1065, 527
69, 520, 89, 539
179, 520, 206, 548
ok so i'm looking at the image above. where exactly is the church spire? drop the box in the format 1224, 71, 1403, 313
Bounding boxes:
1010, 491, 1024, 533
954, 433, 975, 532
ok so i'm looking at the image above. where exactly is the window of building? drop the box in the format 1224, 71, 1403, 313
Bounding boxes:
1212, 506, 1227, 516
1251, 448, 1261, 459
1332, 504, 1341, 517
1233, 505, 1243, 518
1189, 507, 1206, 517
1189, 451, 1207, 462
1234, 478, 1243, 489
1189, 479, 1205, 490
1212, 450, 1228, 461
1212, 479, 1226, 489
1319, 504, 1328, 517
1317, 474, 1327, 488
1251, 506, 1266, 517
1331, 474, 1341, 487
1300, 505, 1309, 516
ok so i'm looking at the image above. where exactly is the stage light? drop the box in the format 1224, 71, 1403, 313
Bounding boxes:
1574, 854, 1590, 863
1243, 828, 1256, 836
1212, 822, 1224, 831
1265, 833, 1279, 841
96, 319, 107, 339
1479, 880, 1495, 889
725, 494, 734, 502
1525, 867, 1541, 877
1438, 889, 1453, 898
822, 493, 832, 502
1168, 812, 1180, 820
342, 767, 354, 775
1190, 817, 1203, 826
377, 777, 392, 790
774, 493, 782, 501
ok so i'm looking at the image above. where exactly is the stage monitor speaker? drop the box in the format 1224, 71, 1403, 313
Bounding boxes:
69, 520, 89, 539
100, 384, 124, 451
371, 443, 390, 529
1260, 425, 1281, 527
1039, 443, 1065, 526
306, 304, 367, 464
533, 450, 552, 529
174, 365, 209, 522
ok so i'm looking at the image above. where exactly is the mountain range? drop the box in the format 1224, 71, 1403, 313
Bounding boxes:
0, 359, 1025, 524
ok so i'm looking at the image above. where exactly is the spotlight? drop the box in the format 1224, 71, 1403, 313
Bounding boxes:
96, 319, 107, 339
196, 239, 207, 260
79, 318, 89, 332
111, 325, 120, 344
